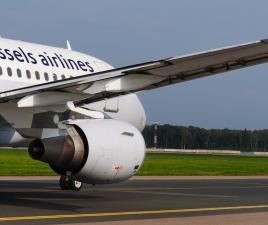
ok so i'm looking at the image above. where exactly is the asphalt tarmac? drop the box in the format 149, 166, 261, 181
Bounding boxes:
0, 177, 268, 225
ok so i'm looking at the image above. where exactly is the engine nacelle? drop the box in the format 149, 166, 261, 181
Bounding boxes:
71, 119, 145, 184
28, 119, 145, 184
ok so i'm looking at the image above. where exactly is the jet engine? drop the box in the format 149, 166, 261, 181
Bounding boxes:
28, 119, 145, 185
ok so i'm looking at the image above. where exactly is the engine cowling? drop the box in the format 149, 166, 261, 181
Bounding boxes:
28, 119, 145, 184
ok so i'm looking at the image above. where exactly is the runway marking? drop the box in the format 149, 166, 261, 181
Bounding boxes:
0, 205, 268, 222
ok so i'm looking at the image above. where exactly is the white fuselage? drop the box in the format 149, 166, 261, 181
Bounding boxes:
0, 38, 146, 146
0, 38, 110, 90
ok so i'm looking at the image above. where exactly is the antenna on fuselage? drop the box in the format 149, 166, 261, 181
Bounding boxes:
66, 40, 72, 50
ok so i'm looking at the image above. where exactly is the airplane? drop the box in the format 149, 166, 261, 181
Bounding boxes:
0, 37, 267, 190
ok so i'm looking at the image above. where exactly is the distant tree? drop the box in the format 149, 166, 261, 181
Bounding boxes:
142, 124, 268, 151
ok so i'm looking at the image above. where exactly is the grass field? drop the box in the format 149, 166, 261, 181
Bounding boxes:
0, 149, 55, 175
1, 149, 268, 176
138, 153, 268, 176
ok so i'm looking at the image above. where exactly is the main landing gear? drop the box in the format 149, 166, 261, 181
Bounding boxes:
59, 175, 83, 191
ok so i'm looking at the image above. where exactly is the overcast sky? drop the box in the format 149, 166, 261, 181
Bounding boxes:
1, 0, 268, 129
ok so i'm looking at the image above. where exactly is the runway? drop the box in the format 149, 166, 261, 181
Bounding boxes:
0, 177, 268, 224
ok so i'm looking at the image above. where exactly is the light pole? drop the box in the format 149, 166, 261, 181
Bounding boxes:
153, 122, 159, 150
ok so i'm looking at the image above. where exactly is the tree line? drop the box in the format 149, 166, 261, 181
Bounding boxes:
142, 124, 268, 151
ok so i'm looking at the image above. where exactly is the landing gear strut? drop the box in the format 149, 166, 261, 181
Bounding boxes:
59, 175, 83, 191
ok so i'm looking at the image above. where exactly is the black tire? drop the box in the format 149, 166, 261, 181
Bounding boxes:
59, 176, 83, 191
59, 175, 68, 190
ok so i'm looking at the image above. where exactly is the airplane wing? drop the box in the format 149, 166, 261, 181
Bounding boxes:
1, 38, 268, 107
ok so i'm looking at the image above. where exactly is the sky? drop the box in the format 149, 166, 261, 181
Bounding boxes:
0, 0, 268, 129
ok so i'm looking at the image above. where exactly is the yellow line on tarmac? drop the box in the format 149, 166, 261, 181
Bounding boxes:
0, 205, 268, 222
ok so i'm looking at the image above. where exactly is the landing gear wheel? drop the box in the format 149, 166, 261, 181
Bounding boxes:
59, 175, 69, 190
59, 175, 83, 191
71, 180, 83, 190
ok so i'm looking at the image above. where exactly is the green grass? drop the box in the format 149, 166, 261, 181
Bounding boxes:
137, 153, 268, 176
0, 149, 55, 175
1, 149, 268, 176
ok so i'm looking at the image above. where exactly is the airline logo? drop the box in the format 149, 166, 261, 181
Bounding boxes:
0, 46, 95, 72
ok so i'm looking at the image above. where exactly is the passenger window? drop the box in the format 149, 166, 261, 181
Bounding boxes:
53, 74, 58, 81
0, 66, 2, 75
61, 75, 66, 80
44, 72, 49, 81
35, 71, 40, 80
7, 67, 12, 77
26, 70, 31, 79
17, 69, 22, 78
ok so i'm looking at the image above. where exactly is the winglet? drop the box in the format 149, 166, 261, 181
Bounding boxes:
66, 40, 72, 50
